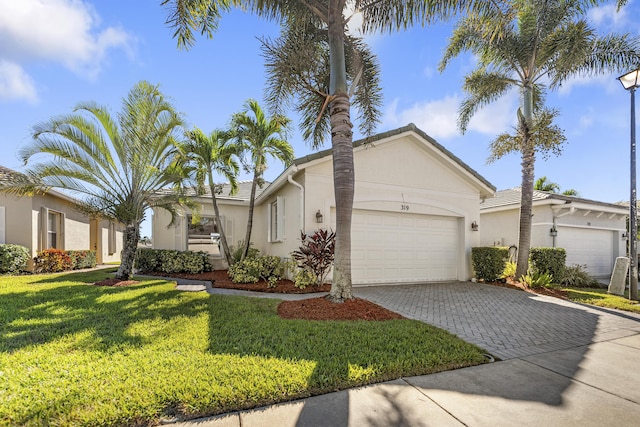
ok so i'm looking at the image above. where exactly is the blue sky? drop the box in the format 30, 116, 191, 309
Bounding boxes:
1, 0, 639, 238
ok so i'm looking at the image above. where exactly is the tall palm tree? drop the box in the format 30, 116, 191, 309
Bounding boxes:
440, 0, 640, 279
6, 81, 191, 280
231, 99, 293, 261
534, 176, 560, 193
182, 128, 240, 266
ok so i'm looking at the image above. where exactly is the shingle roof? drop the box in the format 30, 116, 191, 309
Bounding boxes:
161, 181, 269, 202
0, 165, 27, 184
292, 123, 496, 191
481, 187, 628, 211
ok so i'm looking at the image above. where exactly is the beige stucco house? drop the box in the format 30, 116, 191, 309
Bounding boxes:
0, 166, 124, 267
480, 188, 628, 277
153, 124, 496, 284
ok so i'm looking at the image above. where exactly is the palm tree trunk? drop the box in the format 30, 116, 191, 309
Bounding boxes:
515, 84, 535, 280
329, 92, 354, 302
241, 169, 259, 261
327, 1, 354, 303
116, 221, 139, 280
209, 179, 234, 267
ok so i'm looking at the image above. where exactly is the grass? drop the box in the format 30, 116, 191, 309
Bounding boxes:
563, 287, 640, 314
0, 270, 487, 426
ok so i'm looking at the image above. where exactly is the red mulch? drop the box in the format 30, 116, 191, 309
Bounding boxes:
93, 278, 140, 287
139, 269, 402, 321
278, 297, 404, 321
486, 278, 569, 299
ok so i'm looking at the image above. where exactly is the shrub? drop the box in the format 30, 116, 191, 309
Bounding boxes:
530, 247, 566, 279
293, 268, 317, 289
0, 244, 30, 274
471, 247, 509, 282
67, 250, 97, 269
135, 248, 212, 274
291, 229, 336, 287
34, 249, 73, 273
520, 270, 554, 289
561, 264, 600, 288
228, 255, 285, 287
502, 261, 517, 279
230, 240, 259, 263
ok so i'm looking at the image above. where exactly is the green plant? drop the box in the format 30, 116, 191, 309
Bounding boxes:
0, 244, 30, 274
529, 247, 566, 279
291, 229, 336, 287
135, 248, 213, 274
561, 264, 599, 288
67, 250, 97, 269
228, 255, 284, 286
34, 249, 73, 273
293, 268, 317, 289
471, 247, 509, 282
520, 270, 554, 289
231, 240, 259, 263
502, 261, 517, 279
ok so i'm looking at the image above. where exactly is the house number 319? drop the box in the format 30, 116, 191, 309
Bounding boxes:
401, 204, 410, 211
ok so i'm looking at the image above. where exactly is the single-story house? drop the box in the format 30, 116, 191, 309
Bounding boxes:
152, 123, 496, 285
0, 165, 124, 267
480, 188, 628, 277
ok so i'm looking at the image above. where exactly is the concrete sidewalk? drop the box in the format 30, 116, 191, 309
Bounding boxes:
170, 283, 640, 427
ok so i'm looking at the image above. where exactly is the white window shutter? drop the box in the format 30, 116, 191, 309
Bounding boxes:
276, 196, 284, 241
224, 216, 234, 247
39, 207, 49, 251
267, 205, 273, 243
0, 206, 5, 244
59, 212, 65, 250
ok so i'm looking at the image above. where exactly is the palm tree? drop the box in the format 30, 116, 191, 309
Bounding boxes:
440, 0, 640, 280
562, 189, 579, 197
182, 128, 240, 266
7, 81, 191, 280
534, 176, 560, 193
231, 99, 293, 261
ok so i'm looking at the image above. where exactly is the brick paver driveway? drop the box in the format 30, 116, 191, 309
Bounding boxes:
355, 282, 640, 360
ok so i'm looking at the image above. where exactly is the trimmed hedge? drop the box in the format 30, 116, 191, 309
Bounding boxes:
530, 247, 566, 280
471, 247, 510, 282
135, 248, 213, 274
34, 249, 98, 273
0, 244, 30, 274
228, 255, 285, 287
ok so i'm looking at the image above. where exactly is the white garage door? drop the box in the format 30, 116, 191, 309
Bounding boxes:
557, 227, 614, 276
334, 209, 459, 285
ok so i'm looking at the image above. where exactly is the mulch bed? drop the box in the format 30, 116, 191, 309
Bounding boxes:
93, 278, 140, 287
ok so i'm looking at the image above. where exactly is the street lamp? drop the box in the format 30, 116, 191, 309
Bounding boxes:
618, 68, 640, 301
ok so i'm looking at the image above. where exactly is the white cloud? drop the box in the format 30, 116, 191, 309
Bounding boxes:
557, 74, 619, 96
588, 3, 629, 29
0, 0, 134, 93
0, 60, 38, 103
383, 92, 518, 139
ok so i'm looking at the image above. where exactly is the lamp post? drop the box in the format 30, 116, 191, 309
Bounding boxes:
618, 69, 640, 301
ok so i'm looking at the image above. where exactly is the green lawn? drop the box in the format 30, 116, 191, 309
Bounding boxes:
0, 270, 487, 426
564, 287, 640, 314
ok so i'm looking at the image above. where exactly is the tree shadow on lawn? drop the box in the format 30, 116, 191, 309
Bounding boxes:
0, 270, 207, 353
205, 293, 489, 418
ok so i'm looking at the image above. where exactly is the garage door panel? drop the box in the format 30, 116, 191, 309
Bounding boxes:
338, 209, 459, 284
557, 227, 613, 276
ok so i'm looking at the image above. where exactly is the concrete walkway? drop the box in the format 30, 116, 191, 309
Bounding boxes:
171, 282, 640, 427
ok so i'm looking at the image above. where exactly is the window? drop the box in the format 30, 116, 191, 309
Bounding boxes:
39, 207, 64, 250
268, 196, 284, 242
187, 215, 220, 253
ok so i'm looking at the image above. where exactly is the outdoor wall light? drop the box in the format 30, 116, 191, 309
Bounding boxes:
550, 226, 558, 237
316, 210, 323, 224
471, 221, 479, 231
623, 232, 629, 240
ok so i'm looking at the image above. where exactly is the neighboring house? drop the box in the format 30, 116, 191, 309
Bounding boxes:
0, 165, 124, 267
153, 124, 495, 285
480, 188, 628, 277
